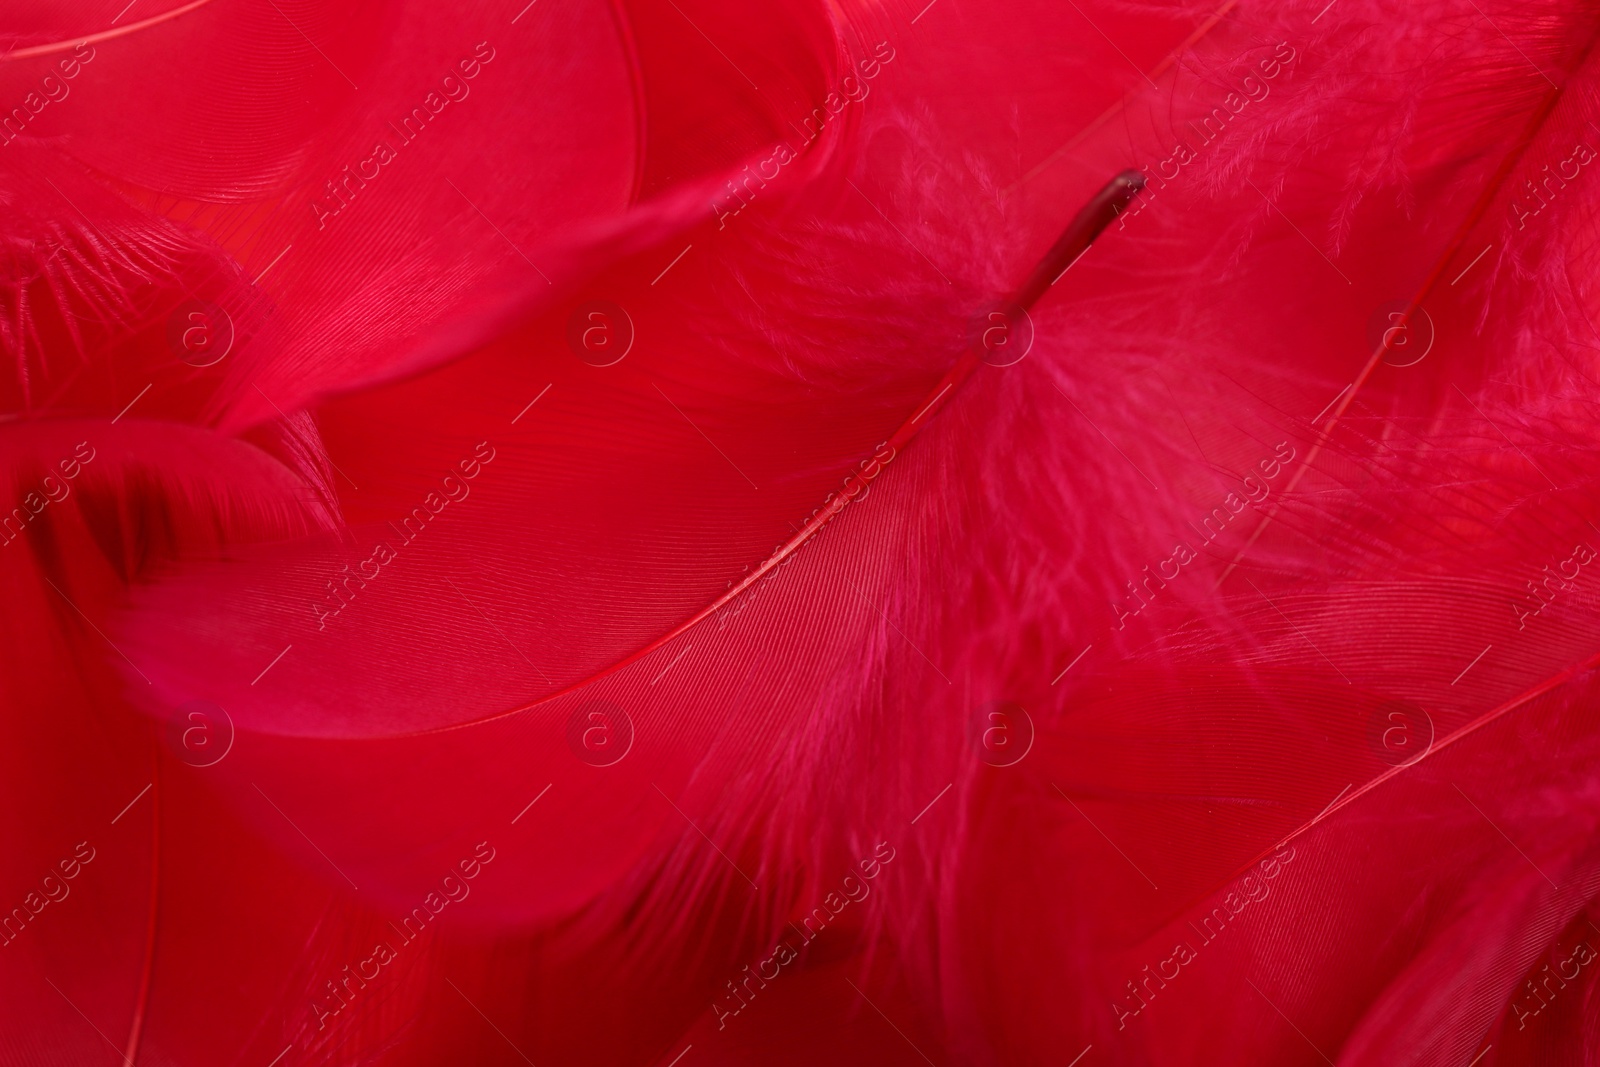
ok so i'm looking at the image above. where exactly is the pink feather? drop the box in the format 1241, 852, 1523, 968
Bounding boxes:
4, 0, 1600, 1064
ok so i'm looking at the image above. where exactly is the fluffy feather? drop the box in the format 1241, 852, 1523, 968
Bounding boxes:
5, 0, 1600, 1064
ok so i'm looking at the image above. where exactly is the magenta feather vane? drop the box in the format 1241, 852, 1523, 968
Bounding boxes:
3, 0, 1600, 1064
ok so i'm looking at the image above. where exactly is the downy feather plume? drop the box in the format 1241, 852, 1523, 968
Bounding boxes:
3, 1, 1600, 1064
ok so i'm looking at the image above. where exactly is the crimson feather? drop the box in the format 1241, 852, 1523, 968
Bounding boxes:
5, 0, 1600, 1065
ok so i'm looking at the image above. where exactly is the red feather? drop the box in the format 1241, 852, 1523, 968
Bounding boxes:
4, 0, 1600, 1064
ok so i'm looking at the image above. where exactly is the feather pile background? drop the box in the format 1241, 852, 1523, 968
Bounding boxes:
3, 0, 1600, 1063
